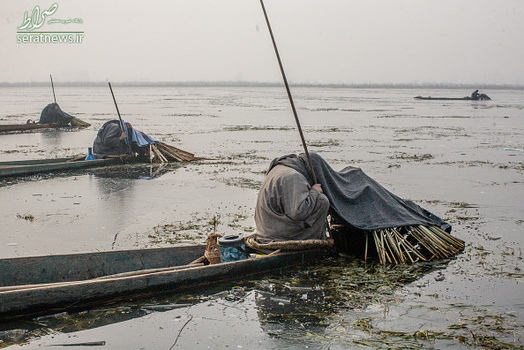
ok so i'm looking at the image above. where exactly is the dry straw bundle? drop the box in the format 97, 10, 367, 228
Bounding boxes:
69, 117, 91, 128
332, 224, 465, 265
370, 225, 464, 265
149, 142, 196, 163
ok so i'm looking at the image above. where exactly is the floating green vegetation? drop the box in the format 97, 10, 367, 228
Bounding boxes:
312, 107, 340, 112
376, 114, 405, 119
241, 256, 521, 349
225, 151, 268, 163
438, 160, 524, 171
390, 153, 434, 161
309, 139, 341, 148
149, 215, 213, 245
164, 113, 203, 117
16, 213, 34, 222
149, 212, 253, 245
226, 212, 251, 229
352, 317, 373, 331
148, 227, 205, 245
224, 125, 293, 132
221, 176, 262, 190
307, 126, 353, 133
254, 257, 443, 314
449, 201, 479, 209
393, 138, 415, 142
0, 327, 54, 348
1, 148, 44, 155
319, 259, 442, 308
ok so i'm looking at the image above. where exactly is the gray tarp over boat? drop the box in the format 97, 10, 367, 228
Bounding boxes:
93, 120, 157, 157
39, 103, 74, 125
270, 153, 451, 232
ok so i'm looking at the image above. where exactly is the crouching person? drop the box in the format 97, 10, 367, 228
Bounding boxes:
254, 155, 330, 243
93, 120, 131, 157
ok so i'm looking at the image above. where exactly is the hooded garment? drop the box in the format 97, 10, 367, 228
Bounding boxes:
269, 153, 451, 233
255, 164, 330, 243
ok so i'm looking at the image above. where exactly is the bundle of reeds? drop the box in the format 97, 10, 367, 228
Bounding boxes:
370, 225, 464, 265
332, 223, 464, 265
69, 117, 91, 128
149, 142, 196, 163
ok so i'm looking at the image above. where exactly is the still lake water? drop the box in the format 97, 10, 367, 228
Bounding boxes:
0, 85, 522, 348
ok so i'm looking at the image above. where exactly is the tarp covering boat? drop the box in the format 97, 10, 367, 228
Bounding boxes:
93, 120, 156, 157
39, 103, 75, 125
269, 153, 451, 232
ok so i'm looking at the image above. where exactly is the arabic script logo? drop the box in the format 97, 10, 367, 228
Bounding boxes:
16, 3, 84, 44
17, 3, 58, 31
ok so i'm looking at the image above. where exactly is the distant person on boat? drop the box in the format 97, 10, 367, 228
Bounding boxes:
39, 103, 74, 126
471, 90, 480, 100
93, 120, 131, 157
254, 154, 330, 243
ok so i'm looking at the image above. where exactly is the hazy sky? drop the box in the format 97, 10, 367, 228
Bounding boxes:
2, 0, 523, 85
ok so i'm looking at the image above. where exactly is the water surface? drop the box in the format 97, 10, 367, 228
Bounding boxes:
0, 86, 522, 349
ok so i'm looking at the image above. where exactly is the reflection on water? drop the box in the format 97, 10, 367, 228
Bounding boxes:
91, 163, 177, 181
38, 130, 64, 148
89, 175, 135, 243
0, 257, 440, 348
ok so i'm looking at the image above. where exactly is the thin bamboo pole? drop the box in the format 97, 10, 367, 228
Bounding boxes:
259, 0, 317, 184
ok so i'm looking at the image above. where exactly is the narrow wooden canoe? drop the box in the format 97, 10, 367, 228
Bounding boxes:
0, 245, 329, 319
0, 157, 125, 178
414, 95, 491, 101
0, 123, 61, 133
0, 119, 90, 134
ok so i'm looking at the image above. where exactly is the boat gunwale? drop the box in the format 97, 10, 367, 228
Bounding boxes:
0, 156, 127, 178
0, 246, 329, 320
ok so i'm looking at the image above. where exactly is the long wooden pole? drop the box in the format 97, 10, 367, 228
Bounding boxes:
259, 0, 317, 183
50, 74, 57, 104
108, 82, 131, 151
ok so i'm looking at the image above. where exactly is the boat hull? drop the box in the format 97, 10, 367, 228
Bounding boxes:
414, 95, 491, 101
0, 118, 90, 134
0, 123, 61, 133
0, 245, 329, 319
0, 157, 124, 178
414, 96, 472, 100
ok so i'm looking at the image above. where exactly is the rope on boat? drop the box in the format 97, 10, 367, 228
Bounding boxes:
245, 234, 335, 252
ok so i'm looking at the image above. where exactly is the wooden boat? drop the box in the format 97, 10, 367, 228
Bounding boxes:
0, 123, 62, 133
0, 245, 330, 319
0, 156, 126, 178
414, 94, 491, 101
0, 118, 90, 134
